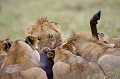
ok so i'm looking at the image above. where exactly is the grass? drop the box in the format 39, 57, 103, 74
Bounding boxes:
0, 0, 120, 40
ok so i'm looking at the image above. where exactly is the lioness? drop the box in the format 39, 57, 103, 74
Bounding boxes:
0, 36, 47, 79
64, 31, 120, 74
25, 17, 63, 79
46, 42, 104, 79
25, 17, 62, 52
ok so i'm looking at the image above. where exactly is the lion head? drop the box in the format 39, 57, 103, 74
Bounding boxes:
98, 31, 120, 48
0, 39, 13, 53
25, 17, 62, 53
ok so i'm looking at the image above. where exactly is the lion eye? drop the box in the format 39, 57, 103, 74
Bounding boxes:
50, 21, 58, 25
38, 37, 40, 40
103, 41, 108, 44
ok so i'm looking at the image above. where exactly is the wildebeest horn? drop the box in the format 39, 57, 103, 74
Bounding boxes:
90, 10, 101, 40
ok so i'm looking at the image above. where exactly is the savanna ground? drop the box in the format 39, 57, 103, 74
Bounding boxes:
0, 0, 120, 40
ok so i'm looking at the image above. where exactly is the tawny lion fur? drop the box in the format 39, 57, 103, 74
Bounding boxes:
65, 31, 120, 73
0, 36, 47, 79
47, 43, 104, 79
25, 17, 62, 53
64, 31, 111, 62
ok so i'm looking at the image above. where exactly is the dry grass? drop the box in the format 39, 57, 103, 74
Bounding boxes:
0, 0, 120, 40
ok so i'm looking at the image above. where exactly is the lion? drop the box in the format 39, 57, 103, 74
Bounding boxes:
25, 17, 62, 53
64, 31, 117, 62
45, 42, 104, 79
0, 36, 47, 79
64, 31, 120, 74
25, 17, 62, 79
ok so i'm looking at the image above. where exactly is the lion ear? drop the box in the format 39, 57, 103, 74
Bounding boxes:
62, 43, 76, 54
25, 36, 38, 50
1, 42, 11, 52
98, 31, 104, 38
